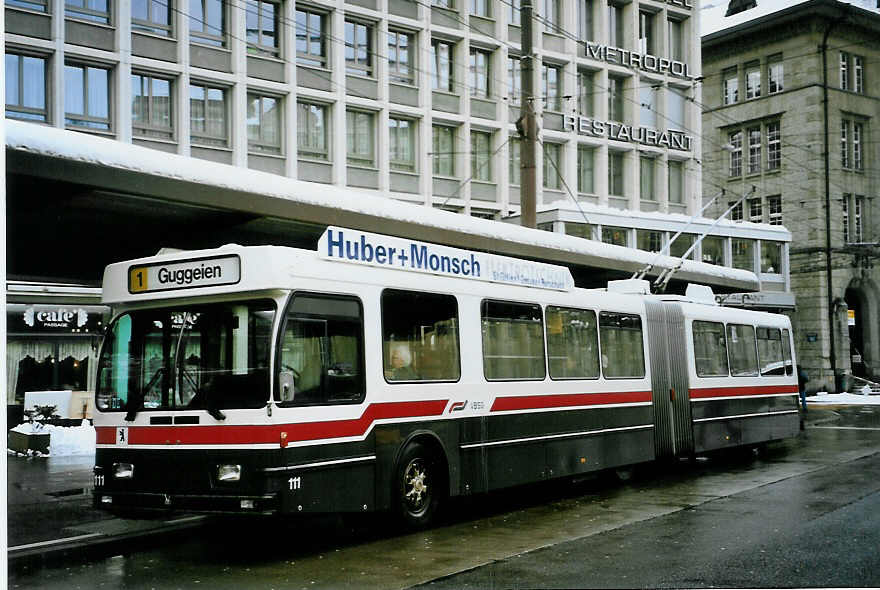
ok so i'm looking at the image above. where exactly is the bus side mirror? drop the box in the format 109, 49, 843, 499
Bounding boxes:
279, 370, 295, 402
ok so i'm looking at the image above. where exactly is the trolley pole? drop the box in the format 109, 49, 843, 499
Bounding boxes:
518, 0, 537, 229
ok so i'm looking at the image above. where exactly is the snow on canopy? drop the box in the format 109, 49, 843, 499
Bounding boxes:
6, 120, 758, 287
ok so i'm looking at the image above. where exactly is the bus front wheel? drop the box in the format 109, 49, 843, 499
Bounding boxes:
395, 442, 443, 528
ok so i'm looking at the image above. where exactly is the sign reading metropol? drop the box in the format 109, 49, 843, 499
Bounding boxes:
584, 42, 695, 81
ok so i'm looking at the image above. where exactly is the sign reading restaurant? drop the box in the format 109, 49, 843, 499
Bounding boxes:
584, 42, 695, 81
563, 116, 694, 151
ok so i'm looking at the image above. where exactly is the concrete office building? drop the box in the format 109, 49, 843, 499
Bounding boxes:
5, 0, 792, 405
701, 0, 880, 392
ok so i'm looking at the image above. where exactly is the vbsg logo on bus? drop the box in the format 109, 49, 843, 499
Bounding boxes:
128, 255, 241, 294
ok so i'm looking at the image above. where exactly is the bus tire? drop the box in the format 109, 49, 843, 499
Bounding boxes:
395, 442, 443, 529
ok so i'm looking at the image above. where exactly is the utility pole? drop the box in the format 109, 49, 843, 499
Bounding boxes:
518, 0, 537, 228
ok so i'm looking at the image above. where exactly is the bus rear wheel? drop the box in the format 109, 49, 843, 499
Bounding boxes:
395, 442, 443, 528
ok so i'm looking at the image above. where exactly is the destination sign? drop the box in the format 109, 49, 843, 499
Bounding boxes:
128, 255, 241, 294
319, 227, 574, 291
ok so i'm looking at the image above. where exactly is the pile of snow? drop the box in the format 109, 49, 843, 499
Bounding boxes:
9, 420, 96, 456
808, 392, 880, 406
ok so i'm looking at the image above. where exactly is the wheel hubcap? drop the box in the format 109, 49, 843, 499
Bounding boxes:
404, 459, 430, 516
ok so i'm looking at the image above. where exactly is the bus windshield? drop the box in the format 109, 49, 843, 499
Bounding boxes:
96, 300, 275, 415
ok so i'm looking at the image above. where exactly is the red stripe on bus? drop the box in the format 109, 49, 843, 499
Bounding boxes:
490, 391, 652, 412
689, 384, 799, 399
95, 400, 449, 446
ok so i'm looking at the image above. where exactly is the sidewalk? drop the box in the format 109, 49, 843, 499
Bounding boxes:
1, 405, 852, 564
6, 452, 204, 563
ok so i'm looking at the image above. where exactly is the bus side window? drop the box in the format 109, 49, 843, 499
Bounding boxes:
693, 320, 729, 377
781, 328, 793, 375
598, 312, 645, 379
381, 289, 461, 383
727, 324, 759, 377
481, 300, 545, 381
279, 294, 365, 406
757, 327, 785, 376
546, 306, 599, 380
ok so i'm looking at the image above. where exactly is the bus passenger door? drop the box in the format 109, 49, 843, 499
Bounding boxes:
645, 301, 694, 458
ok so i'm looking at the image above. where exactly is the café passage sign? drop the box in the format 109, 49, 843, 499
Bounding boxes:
8, 305, 104, 333
319, 227, 574, 291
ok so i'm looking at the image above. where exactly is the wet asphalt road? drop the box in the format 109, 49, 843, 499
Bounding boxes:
8, 406, 880, 589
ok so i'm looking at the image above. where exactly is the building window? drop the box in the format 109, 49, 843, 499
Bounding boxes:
543, 142, 562, 189
853, 121, 863, 171
639, 156, 655, 201
577, 145, 595, 194
608, 75, 624, 122
64, 63, 111, 131
388, 30, 415, 85
747, 126, 761, 174
5, 53, 47, 122
601, 226, 628, 247
766, 121, 781, 171
608, 2, 624, 48
543, 0, 559, 32
431, 39, 454, 92
295, 8, 326, 67
7, 0, 48, 12
509, 57, 522, 105
389, 117, 416, 172
346, 109, 375, 167
608, 151, 624, 196
345, 20, 373, 77
297, 101, 328, 161
841, 119, 850, 169
132, 0, 172, 36
638, 11, 654, 55
668, 160, 683, 204
577, 70, 593, 116
732, 239, 754, 271
854, 55, 864, 93
701, 236, 723, 265
745, 63, 760, 99
640, 84, 656, 128
843, 195, 850, 243
190, 0, 224, 46
132, 73, 173, 139
722, 68, 738, 105
748, 197, 762, 223
840, 52, 849, 90
728, 130, 742, 177
471, 0, 489, 17
768, 195, 782, 226
767, 54, 783, 94
470, 47, 491, 98
247, 93, 281, 154
190, 82, 227, 147
432, 125, 455, 176
509, 138, 521, 185
668, 18, 683, 61
471, 130, 492, 182
761, 241, 781, 274
542, 63, 561, 112
578, 0, 593, 41
667, 87, 686, 131
67, 0, 111, 24
509, 0, 521, 25
853, 195, 864, 242
433, 0, 453, 8
730, 200, 743, 222
247, 0, 280, 57
637, 230, 663, 253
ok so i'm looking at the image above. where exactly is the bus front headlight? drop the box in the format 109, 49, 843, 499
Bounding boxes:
217, 464, 242, 482
113, 462, 134, 479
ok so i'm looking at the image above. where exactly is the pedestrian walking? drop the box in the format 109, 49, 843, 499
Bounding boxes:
798, 367, 809, 413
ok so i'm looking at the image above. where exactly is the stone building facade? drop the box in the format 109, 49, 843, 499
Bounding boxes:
702, 0, 879, 392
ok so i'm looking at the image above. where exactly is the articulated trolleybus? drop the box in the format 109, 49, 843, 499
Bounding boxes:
93, 227, 799, 526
